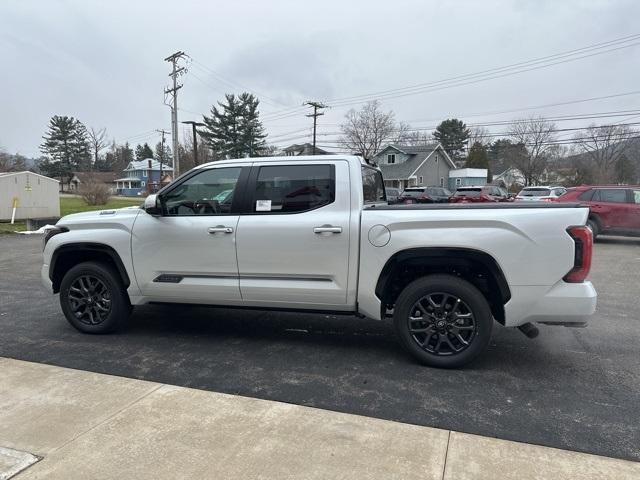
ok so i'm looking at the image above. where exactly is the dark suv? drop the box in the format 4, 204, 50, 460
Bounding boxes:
557, 185, 640, 238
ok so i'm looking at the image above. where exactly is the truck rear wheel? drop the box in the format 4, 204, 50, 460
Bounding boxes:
59, 261, 131, 334
393, 274, 493, 368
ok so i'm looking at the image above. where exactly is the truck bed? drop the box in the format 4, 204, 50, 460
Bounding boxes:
366, 202, 584, 210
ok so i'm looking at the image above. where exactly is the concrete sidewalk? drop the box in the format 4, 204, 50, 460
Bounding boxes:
0, 358, 637, 480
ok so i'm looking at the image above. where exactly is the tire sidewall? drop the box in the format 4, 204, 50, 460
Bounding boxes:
59, 262, 129, 334
393, 275, 493, 368
587, 218, 599, 239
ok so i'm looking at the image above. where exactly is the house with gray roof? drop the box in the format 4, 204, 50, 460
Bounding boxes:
371, 144, 456, 189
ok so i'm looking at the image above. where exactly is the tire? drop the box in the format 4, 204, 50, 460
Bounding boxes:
393, 274, 493, 368
586, 218, 599, 240
59, 261, 131, 334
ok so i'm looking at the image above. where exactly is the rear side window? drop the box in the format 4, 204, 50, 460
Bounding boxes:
577, 189, 594, 201
362, 166, 386, 204
595, 189, 627, 203
633, 190, 640, 204
252, 164, 334, 213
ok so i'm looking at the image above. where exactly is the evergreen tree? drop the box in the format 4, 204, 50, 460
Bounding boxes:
154, 142, 172, 166
200, 93, 267, 158
465, 142, 489, 168
488, 139, 528, 174
39, 115, 91, 184
433, 118, 470, 161
135, 142, 154, 160
238, 93, 267, 156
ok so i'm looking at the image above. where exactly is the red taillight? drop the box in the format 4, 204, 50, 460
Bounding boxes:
563, 226, 593, 283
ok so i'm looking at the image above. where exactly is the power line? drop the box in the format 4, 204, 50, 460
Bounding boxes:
279, 111, 640, 143
188, 57, 291, 108
323, 34, 640, 107
402, 90, 640, 125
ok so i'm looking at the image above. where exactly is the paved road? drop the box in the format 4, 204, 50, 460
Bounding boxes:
0, 234, 639, 461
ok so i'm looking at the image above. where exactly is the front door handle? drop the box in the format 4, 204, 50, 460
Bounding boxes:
314, 225, 342, 234
208, 226, 234, 234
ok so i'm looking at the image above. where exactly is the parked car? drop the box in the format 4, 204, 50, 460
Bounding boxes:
557, 185, 640, 239
385, 187, 402, 204
515, 186, 567, 202
398, 186, 452, 203
42, 156, 596, 368
449, 185, 511, 203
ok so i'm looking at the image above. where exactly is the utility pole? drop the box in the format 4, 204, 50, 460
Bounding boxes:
304, 101, 327, 155
164, 51, 187, 177
156, 129, 170, 190
181, 121, 205, 166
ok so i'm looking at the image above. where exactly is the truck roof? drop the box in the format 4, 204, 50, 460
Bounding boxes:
196, 155, 367, 169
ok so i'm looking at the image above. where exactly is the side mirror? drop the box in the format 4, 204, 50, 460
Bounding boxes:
143, 194, 162, 216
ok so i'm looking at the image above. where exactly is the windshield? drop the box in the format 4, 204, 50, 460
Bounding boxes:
454, 188, 481, 197
519, 188, 551, 197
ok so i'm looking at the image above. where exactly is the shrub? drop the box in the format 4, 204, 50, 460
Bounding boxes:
80, 179, 111, 205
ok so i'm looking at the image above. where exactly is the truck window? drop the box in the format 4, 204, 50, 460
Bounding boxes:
362, 166, 386, 204
161, 167, 242, 216
252, 164, 334, 213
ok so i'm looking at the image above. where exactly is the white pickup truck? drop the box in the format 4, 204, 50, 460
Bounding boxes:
41, 155, 596, 367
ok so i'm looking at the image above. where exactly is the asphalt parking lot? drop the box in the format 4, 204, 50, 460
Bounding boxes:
0, 234, 639, 462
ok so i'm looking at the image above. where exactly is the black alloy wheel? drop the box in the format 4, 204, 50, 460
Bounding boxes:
407, 292, 477, 356
67, 275, 112, 325
394, 275, 493, 368
60, 261, 131, 334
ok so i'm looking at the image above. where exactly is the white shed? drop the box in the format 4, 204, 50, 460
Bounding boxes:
0, 171, 60, 221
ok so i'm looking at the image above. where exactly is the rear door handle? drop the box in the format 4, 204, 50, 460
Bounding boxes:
314, 225, 342, 234
208, 226, 234, 234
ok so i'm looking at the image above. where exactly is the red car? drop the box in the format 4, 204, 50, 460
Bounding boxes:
449, 185, 511, 203
557, 185, 640, 238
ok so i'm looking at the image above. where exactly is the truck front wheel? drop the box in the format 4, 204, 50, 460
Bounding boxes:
393, 275, 493, 368
59, 261, 131, 334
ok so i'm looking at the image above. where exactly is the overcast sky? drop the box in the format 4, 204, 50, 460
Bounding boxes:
1, 0, 639, 157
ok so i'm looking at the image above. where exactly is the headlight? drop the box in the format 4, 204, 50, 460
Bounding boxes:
43, 226, 68, 250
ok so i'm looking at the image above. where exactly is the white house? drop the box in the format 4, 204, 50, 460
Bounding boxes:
0, 171, 60, 221
493, 167, 525, 190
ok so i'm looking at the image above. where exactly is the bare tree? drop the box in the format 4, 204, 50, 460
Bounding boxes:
403, 130, 433, 147
508, 117, 557, 186
391, 121, 412, 145
88, 127, 108, 169
572, 124, 635, 183
468, 126, 491, 148
340, 100, 398, 163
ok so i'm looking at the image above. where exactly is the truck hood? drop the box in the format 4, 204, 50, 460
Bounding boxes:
57, 206, 142, 229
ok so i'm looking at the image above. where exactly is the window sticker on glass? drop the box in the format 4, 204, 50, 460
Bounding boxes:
256, 199, 272, 211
